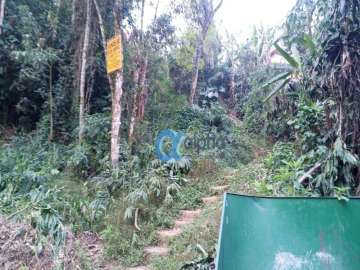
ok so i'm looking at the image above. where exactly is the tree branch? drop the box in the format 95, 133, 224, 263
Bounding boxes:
214, 0, 223, 14
298, 162, 322, 184
134, 208, 141, 231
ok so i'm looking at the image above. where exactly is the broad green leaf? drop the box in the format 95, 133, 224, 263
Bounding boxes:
274, 43, 299, 69
300, 33, 316, 55
264, 78, 291, 102
261, 71, 292, 89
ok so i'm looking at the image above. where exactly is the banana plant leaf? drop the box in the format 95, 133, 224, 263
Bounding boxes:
179, 256, 215, 270
274, 43, 300, 69
180, 245, 215, 270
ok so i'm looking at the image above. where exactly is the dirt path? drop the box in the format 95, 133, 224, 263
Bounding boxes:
0, 183, 230, 270
127, 184, 229, 270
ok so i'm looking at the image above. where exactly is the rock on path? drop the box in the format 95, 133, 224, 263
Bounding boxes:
127, 266, 151, 270
210, 185, 229, 194
144, 246, 170, 257
202, 196, 220, 204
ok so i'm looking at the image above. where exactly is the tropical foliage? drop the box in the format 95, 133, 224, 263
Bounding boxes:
0, 0, 359, 268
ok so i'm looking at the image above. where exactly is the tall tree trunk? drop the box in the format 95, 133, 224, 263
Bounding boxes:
48, 64, 54, 141
153, 0, 160, 21
85, 62, 95, 113
0, 0, 6, 35
93, 0, 113, 92
79, 0, 91, 143
111, 7, 124, 169
229, 60, 235, 108
70, 0, 82, 115
140, 0, 145, 37
111, 70, 123, 167
189, 33, 204, 105
71, 0, 76, 28
85, 23, 97, 113
137, 56, 148, 120
307, 5, 315, 37
188, 0, 223, 105
128, 91, 138, 144
128, 0, 146, 145
128, 63, 140, 144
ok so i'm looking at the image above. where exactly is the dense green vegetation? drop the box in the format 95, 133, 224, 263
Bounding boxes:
1, 0, 360, 268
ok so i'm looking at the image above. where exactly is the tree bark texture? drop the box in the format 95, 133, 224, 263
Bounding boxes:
79, 0, 91, 143
0, 0, 6, 35
111, 6, 124, 168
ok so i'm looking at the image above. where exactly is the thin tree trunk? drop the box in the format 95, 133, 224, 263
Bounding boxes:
153, 0, 160, 21
0, 0, 6, 35
229, 60, 235, 108
85, 62, 95, 113
79, 0, 91, 143
189, 33, 203, 105
70, 0, 82, 115
137, 56, 148, 120
307, 5, 315, 37
111, 7, 124, 169
93, 0, 114, 92
128, 64, 140, 144
48, 64, 54, 141
188, 0, 223, 105
85, 24, 96, 113
140, 0, 145, 38
71, 0, 77, 29
128, 91, 138, 144
128, 0, 146, 144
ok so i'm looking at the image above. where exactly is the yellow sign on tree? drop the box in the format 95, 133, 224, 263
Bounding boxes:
106, 35, 123, 74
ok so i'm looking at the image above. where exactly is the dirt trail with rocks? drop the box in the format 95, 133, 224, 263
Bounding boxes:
127, 184, 229, 270
0, 166, 239, 270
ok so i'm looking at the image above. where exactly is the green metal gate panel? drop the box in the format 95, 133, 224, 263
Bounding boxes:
216, 193, 360, 270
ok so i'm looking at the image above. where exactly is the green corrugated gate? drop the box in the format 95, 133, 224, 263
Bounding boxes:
216, 193, 360, 270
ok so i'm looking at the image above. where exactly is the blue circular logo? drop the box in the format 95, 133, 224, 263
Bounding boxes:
155, 129, 185, 161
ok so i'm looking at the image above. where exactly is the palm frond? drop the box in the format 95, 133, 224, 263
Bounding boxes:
261, 71, 292, 89
274, 42, 299, 69
263, 78, 292, 102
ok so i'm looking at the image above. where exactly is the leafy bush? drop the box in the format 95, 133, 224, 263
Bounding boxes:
66, 144, 90, 177
1, 186, 66, 250
264, 142, 295, 171
0, 134, 65, 194
175, 106, 209, 131
259, 142, 303, 195
243, 88, 268, 134
175, 105, 253, 167
67, 113, 113, 176
125, 157, 192, 220
312, 138, 359, 196
0, 134, 82, 249
288, 100, 325, 153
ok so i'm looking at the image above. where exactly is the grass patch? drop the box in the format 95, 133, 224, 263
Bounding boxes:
227, 160, 268, 195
